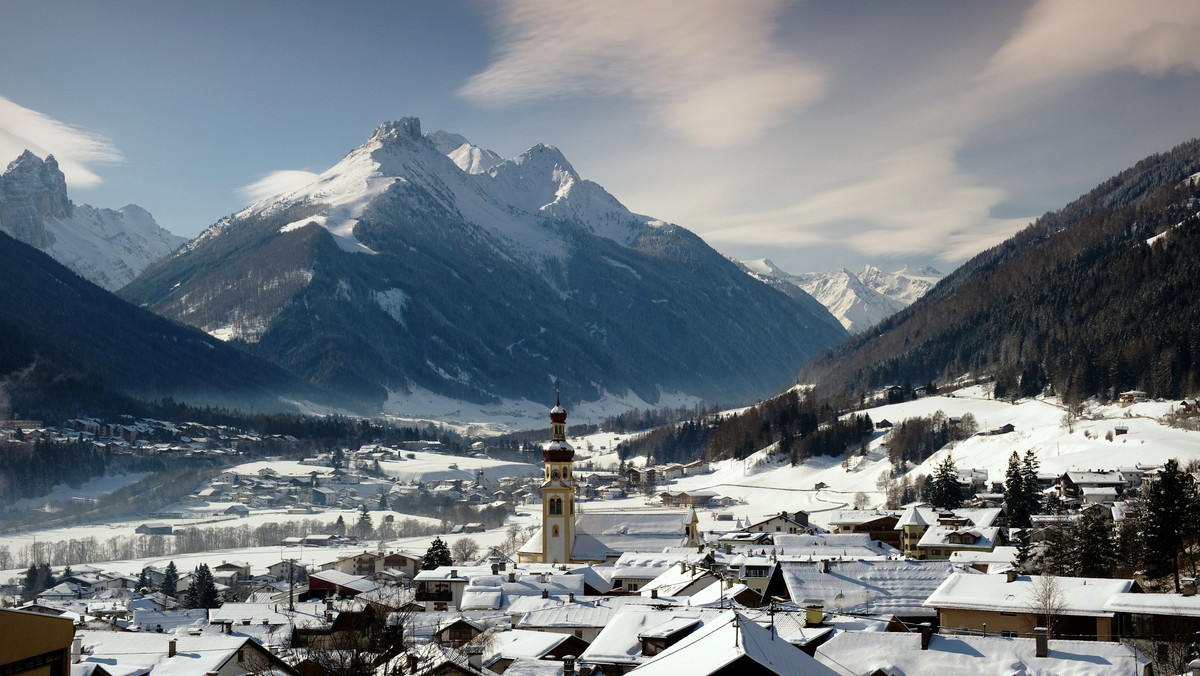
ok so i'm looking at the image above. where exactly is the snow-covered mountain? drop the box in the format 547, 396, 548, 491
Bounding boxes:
0, 151, 186, 290
741, 259, 942, 333
124, 117, 848, 412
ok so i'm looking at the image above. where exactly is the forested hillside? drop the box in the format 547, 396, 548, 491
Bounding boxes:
797, 138, 1200, 403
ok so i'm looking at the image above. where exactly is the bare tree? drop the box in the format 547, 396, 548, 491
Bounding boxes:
1026, 574, 1066, 639
451, 537, 480, 564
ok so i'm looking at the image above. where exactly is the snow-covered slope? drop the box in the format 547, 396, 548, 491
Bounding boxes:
618, 386, 1200, 531
742, 259, 942, 333
0, 151, 185, 290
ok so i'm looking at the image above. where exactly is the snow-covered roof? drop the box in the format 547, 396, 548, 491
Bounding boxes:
74, 630, 259, 676
923, 573, 1135, 616
1103, 591, 1200, 617
814, 630, 1146, 676
629, 610, 841, 676
777, 560, 957, 617
580, 607, 722, 666
485, 627, 569, 661
895, 504, 930, 528
916, 525, 1001, 550
611, 552, 695, 581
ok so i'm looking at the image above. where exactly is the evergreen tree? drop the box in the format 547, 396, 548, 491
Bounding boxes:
1021, 450, 1042, 515
1073, 509, 1117, 578
22, 565, 39, 601
184, 564, 220, 609
1005, 451, 1031, 528
929, 455, 962, 509
136, 567, 151, 592
1141, 459, 1199, 591
1013, 528, 1035, 574
160, 561, 179, 598
330, 515, 346, 537
355, 505, 374, 540
37, 563, 54, 592
378, 492, 388, 511
1005, 450, 1043, 528
422, 537, 453, 570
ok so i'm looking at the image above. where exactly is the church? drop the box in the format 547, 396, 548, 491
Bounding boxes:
517, 397, 700, 565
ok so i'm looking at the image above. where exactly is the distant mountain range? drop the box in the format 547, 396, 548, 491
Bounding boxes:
0, 151, 185, 290
121, 118, 849, 412
739, 260, 942, 333
797, 137, 1200, 402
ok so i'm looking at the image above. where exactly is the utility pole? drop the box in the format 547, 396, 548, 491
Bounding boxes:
287, 558, 296, 612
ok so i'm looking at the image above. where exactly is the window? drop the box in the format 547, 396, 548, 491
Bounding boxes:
552, 525, 560, 537
574, 630, 583, 638
1001, 630, 1017, 638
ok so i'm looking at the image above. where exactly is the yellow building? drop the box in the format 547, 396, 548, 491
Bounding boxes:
0, 608, 75, 676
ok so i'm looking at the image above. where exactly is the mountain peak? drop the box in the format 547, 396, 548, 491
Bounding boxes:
370, 117, 425, 147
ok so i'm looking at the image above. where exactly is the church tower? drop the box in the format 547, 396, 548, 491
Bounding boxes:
540, 393, 576, 564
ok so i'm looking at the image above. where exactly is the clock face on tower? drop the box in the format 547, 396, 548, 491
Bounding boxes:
552, 469, 561, 480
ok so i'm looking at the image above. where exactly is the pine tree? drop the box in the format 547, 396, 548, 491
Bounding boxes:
355, 506, 373, 539
1021, 450, 1042, 515
37, 563, 54, 592
1005, 451, 1031, 528
330, 515, 346, 537
22, 565, 39, 601
1141, 459, 1199, 591
1073, 509, 1117, 578
422, 537, 453, 570
197, 564, 220, 608
378, 492, 388, 511
929, 455, 962, 509
160, 561, 179, 598
136, 567, 151, 592
184, 564, 220, 609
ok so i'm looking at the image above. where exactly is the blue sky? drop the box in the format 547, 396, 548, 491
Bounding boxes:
4, 0, 1200, 274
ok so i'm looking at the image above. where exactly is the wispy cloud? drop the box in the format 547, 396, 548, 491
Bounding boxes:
975, 0, 1200, 96
0, 95, 122, 187
702, 139, 1030, 263
460, 0, 824, 148
237, 170, 319, 203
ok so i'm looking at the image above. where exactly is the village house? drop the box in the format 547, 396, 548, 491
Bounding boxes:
923, 571, 1139, 641
743, 510, 813, 536
827, 510, 899, 548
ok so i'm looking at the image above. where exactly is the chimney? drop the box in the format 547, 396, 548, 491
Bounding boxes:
466, 645, 484, 671
918, 623, 932, 650
569, 592, 575, 603
724, 544, 732, 555
651, 589, 658, 599
1184, 578, 1197, 597
406, 652, 418, 672
499, 560, 507, 571
452, 569, 458, 578
1034, 627, 1048, 658
679, 561, 687, 573
71, 637, 82, 664
542, 588, 549, 599
168, 639, 177, 658
1005, 569, 1018, 583
563, 655, 576, 675
725, 577, 733, 589
819, 560, 829, 574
